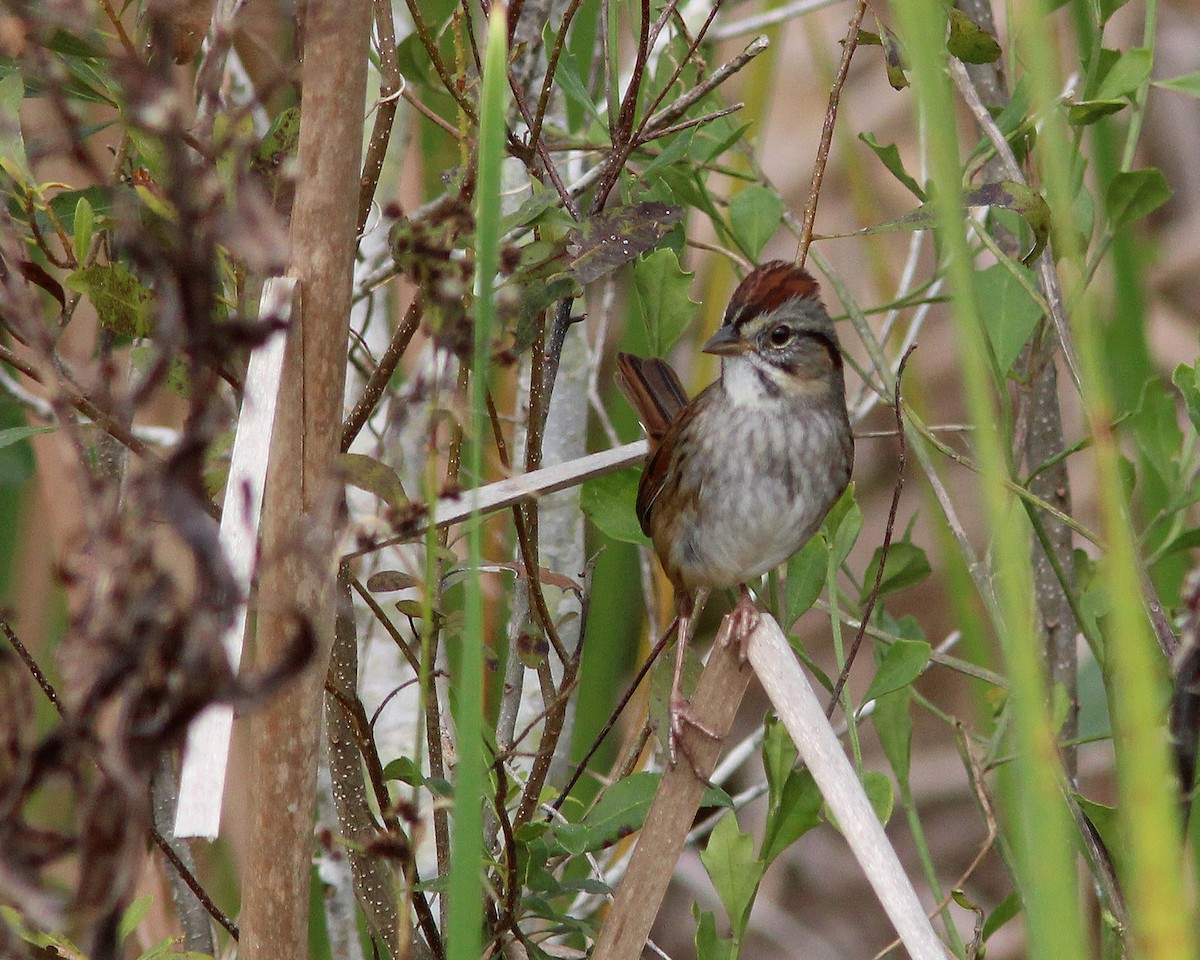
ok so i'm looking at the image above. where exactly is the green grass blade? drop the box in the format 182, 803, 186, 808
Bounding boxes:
890, 4, 1087, 958
446, 6, 508, 960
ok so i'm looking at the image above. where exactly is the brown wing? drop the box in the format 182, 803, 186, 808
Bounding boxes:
614, 353, 688, 442
615, 353, 692, 537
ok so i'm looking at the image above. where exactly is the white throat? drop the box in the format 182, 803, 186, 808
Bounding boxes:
721, 356, 783, 407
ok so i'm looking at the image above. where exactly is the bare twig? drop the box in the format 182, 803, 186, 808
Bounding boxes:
749, 616, 949, 960
712, 0, 844, 40
552, 619, 679, 811
344, 440, 649, 559
357, 0, 405, 234
591, 618, 754, 960
827, 344, 915, 714
342, 299, 423, 451
0, 343, 157, 462
796, 0, 868, 268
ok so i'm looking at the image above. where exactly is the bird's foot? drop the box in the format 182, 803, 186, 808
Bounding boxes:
724, 591, 761, 663
669, 692, 720, 785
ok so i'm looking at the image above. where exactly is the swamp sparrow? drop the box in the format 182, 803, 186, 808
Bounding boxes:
616, 260, 853, 766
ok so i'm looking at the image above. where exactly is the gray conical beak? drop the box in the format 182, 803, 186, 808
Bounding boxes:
702, 325, 752, 356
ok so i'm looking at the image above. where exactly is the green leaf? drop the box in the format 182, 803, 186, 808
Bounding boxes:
581, 468, 650, 546
1157, 527, 1200, 561
823, 771, 895, 832
860, 540, 932, 601
251, 106, 301, 189
335, 452, 408, 508
639, 126, 697, 181
1067, 98, 1126, 126
863, 638, 931, 703
118, 894, 153, 943
1172, 361, 1200, 432
0, 404, 43, 486
760, 767, 823, 866
1095, 47, 1152, 101
858, 132, 924, 199
829, 494, 862, 568
975, 261, 1043, 374
129, 346, 191, 397
1074, 794, 1126, 877
0, 71, 31, 183
1106, 169, 1172, 230
366, 570, 422, 592
0, 425, 54, 450
785, 536, 828, 628
1155, 72, 1200, 98
556, 772, 661, 854
64, 263, 153, 338
762, 715, 798, 807
548, 21, 603, 126
1098, 0, 1131, 22
946, 8, 1001, 64
699, 812, 761, 936
47, 185, 113, 236
982, 890, 1023, 942
872, 687, 913, 791
382, 756, 424, 785
878, 21, 908, 90
862, 771, 895, 825
699, 120, 753, 164
630, 247, 698, 355
847, 181, 1049, 265
72, 196, 94, 266
965, 181, 1050, 265
500, 183, 560, 234
1131, 377, 1183, 494
694, 907, 736, 960
728, 185, 783, 259
514, 273, 583, 350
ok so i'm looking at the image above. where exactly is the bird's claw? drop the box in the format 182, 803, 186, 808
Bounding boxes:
723, 594, 761, 663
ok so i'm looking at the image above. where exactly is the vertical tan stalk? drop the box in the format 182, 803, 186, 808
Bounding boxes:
241, 1, 372, 956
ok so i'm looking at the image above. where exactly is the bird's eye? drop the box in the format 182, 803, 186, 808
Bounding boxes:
768, 324, 791, 346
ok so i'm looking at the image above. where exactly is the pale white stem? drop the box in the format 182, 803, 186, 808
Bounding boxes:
746, 615, 950, 960
711, 0, 847, 40
347, 441, 649, 557
174, 277, 294, 839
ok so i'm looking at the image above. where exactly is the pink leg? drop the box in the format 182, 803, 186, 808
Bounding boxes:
724, 585, 760, 663
668, 594, 719, 779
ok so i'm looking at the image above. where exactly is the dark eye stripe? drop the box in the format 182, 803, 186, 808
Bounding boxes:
761, 330, 842, 375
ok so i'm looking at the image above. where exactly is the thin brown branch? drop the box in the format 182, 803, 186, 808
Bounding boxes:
342, 299, 423, 451
796, 0, 867, 268
827, 343, 915, 715
637, 103, 743, 145
632, 0, 721, 144
403, 0, 478, 122
552, 618, 678, 811
0, 343, 157, 461
871, 723, 999, 960
357, 0, 404, 235
324, 680, 445, 960
589, 0, 654, 212
506, 71, 581, 218
592, 620, 753, 960
529, 0, 587, 146
644, 35, 769, 134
